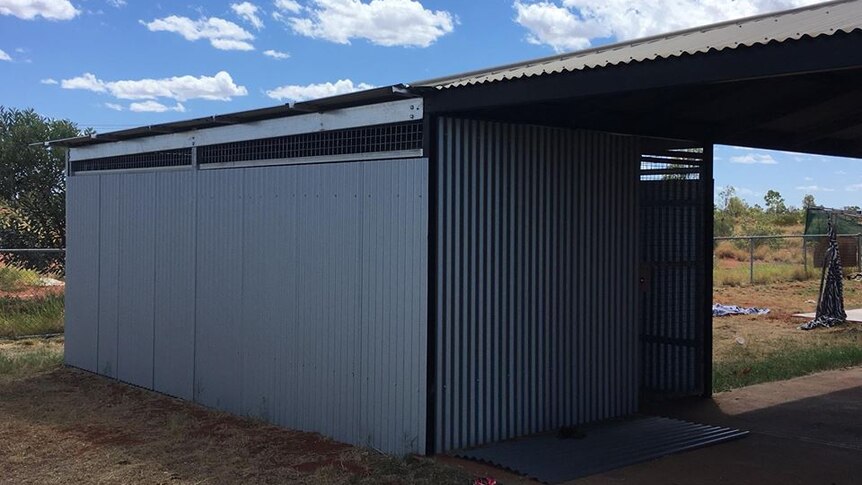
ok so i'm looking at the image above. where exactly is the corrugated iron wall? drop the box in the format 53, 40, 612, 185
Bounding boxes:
65, 158, 428, 455
639, 178, 706, 395
434, 118, 641, 452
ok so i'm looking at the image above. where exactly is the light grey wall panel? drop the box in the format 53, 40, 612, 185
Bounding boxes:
435, 118, 640, 452
153, 171, 196, 400
359, 160, 429, 453
66, 158, 428, 455
195, 169, 245, 414
97, 177, 119, 377
226, 159, 428, 454
65, 175, 101, 372
116, 173, 156, 388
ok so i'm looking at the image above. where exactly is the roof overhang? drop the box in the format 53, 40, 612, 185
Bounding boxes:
419, 30, 862, 158
415, 0, 862, 158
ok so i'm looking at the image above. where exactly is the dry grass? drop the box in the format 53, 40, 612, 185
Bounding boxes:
0, 339, 63, 376
0, 357, 470, 485
3, 276, 861, 483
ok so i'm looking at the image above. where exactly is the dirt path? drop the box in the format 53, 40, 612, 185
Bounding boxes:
0, 368, 467, 485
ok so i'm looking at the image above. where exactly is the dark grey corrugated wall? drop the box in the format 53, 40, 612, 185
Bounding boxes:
434, 118, 640, 452
65, 158, 428, 455
639, 179, 705, 395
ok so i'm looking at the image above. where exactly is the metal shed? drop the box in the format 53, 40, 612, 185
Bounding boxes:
51, 0, 862, 456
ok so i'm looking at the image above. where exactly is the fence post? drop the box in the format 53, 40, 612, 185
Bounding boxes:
858, 233, 861, 272
749, 237, 754, 285
803, 236, 807, 275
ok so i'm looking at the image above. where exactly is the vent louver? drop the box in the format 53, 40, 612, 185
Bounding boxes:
71, 148, 193, 173
197, 121, 423, 165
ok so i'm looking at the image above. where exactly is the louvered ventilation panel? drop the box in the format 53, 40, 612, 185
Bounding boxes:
71, 149, 193, 173
640, 148, 704, 181
197, 121, 423, 165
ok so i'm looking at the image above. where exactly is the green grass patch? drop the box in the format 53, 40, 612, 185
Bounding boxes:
0, 294, 64, 338
0, 265, 41, 291
0, 344, 63, 376
714, 343, 862, 392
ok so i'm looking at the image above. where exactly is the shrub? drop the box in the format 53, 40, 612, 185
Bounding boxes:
715, 241, 748, 261
714, 214, 734, 239
735, 219, 782, 250
0, 265, 40, 292
770, 248, 795, 263
719, 273, 744, 287
790, 267, 812, 282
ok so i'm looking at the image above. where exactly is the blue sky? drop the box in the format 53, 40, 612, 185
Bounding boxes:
0, 0, 859, 208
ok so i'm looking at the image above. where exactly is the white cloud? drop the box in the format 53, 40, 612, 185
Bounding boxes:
129, 101, 187, 113
0, 0, 79, 20
846, 184, 862, 192
142, 15, 255, 51
284, 0, 454, 48
514, 1, 602, 51
210, 39, 256, 50
796, 185, 834, 192
0, 48, 10, 61
232, 2, 264, 29
266, 79, 374, 102
107, 0, 126, 7
803, 176, 813, 181
61, 73, 107, 92
40, 78, 58, 84
104, 102, 124, 111
729, 153, 778, 165
263, 49, 290, 59
274, 0, 302, 13
514, 0, 821, 53
61, 71, 248, 101
836, 170, 848, 175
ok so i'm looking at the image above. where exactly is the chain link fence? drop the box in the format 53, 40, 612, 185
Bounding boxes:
714, 234, 862, 286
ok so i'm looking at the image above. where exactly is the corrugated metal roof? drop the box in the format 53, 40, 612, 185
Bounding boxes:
413, 0, 862, 89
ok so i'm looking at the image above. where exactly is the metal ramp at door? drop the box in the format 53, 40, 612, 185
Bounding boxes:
453, 416, 747, 484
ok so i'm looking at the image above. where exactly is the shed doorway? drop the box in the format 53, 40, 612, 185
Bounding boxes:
638, 140, 713, 398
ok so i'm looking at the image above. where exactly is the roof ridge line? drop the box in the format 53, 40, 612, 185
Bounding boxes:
409, 0, 855, 87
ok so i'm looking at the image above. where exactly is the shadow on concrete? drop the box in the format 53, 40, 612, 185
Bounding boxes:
574, 368, 862, 484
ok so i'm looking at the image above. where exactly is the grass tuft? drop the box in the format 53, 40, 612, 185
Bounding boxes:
0, 341, 63, 376
0, 294, 65, 338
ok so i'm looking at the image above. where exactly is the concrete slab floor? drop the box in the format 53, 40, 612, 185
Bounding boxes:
793, 308, 862, 323
444, 366, 862, 485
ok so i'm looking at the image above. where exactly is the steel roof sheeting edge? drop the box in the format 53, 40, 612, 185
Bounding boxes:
411, 0, 862, 89
45, 85, 416, 148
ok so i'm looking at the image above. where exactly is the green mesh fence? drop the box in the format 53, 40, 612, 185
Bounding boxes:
804, 207, 862, 271
804, 207, 862, 236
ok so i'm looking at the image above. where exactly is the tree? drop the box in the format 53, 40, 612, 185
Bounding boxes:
0, 106, 85, 273
718, 185, 736, 210
802, 194, 816, 210
717, 186, 748, 219
764, 189, 787, 214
